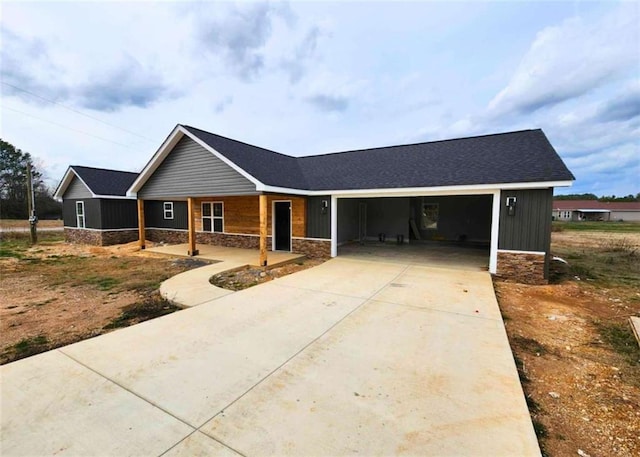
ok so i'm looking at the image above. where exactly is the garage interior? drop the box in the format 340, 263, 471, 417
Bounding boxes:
336, 195, 492, 271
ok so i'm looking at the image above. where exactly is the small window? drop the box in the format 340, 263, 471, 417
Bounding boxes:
202, 202, 224, 233
421, 202, 438, 230
163, 202, 174, 220
76, 201, 85, 228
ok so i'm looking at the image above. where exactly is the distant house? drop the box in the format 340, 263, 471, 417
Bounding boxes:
53, 166, 139, 245
552, 200, 640, 222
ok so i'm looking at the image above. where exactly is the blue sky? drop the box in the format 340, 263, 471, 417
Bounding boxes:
1, 1, 638, 196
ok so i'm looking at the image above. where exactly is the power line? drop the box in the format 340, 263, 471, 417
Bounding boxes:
0, 81, 156, 143
1, 104, 137, 149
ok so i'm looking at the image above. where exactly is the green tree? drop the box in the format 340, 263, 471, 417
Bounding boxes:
0, 139, 59, 219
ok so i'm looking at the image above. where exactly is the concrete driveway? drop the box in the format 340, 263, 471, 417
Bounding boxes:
1, 258, 540, 456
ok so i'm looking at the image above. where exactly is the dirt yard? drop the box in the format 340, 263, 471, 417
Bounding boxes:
495, 228, 640, 457
0, 233, 208, 364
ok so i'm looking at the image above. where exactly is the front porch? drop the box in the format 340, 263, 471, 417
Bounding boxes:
147, 243, 304, 268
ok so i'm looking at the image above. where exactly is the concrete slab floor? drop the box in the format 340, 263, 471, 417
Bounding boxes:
0, 258, 540, 457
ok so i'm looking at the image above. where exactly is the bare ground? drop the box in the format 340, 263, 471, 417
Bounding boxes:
495, 230, 640, 457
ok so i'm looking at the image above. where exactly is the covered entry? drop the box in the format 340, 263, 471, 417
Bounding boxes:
333, 193, 496, 271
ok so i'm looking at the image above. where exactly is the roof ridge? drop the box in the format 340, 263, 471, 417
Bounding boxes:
71, 164, 138, 175
180, 124, 297, 159
298, 129, 541, 159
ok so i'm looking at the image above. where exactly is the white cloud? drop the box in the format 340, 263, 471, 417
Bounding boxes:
488, 3, 638, 116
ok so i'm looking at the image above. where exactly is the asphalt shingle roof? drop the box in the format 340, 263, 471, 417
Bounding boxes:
183, 126, 574, 191
72, 165, 139, 196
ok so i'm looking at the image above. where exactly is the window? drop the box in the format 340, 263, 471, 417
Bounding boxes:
163, 202, 174, 220
202, 202, 223, 233
76, 201, 85, 228
421, 202, 439, 229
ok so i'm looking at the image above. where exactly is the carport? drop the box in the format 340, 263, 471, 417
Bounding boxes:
330, 191, 499, 272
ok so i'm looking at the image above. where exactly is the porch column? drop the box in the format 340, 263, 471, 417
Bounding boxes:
330, 195, 338, 257
187, 197, 199, 256
137, 199, 145, 249
259, 194, 268, 266
489, 190, 501, 274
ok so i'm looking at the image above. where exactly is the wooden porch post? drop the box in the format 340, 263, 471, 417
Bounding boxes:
137, 199, 146, 249
259, 194, 268, 267
187, 197, 199, 256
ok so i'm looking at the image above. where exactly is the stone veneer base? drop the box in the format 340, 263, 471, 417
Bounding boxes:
496, 251, 547, 285
65, 228, 139, 246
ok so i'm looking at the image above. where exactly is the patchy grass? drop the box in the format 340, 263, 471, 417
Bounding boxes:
0, 231, 65, 257
4, 335, 49, 360
552, 221, 640, 233
103, 293, 178, 330
0, 219, 63, 229
595, 321, 640, 366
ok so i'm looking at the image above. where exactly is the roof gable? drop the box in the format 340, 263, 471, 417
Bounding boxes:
55, 166, 138, 200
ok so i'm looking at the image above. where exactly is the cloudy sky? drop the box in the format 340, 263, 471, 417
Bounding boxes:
1, 0, 638, 196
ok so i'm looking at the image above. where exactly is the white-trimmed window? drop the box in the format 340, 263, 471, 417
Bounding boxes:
163, 202, 174, 220
202, 202, 224, 233
421, 202, 439, 229
76, 201, 85, 228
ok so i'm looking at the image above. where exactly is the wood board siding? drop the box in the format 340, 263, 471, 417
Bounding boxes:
144, 200, 188, 229
498, 188, 553, 252
192, 195, 306, 237
138, 136, 257, 199
65, 176, 92, 199
306, 196, 331, 239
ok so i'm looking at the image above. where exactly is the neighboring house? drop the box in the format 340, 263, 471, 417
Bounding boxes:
121, 124, 574, 284
54, 166, 139, 245
552, 200, 640, 222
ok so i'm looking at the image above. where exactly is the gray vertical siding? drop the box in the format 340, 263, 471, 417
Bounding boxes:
306, 196, 331, 239
63, 199, 101, 229
498, 188, 553, 252
144, 200, 188, 229
65, 176, 93, 199
139, 136, 257, 198
100, 199, 138, 229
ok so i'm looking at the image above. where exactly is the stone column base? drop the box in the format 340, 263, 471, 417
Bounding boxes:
496, 250, 547, 285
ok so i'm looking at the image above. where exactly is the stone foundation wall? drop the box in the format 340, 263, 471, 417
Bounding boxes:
65, 228, 139, 246
496, 251, 547, 285
196, 232, 263, 249
145, 229, 188, 244
292, 238, 331, 258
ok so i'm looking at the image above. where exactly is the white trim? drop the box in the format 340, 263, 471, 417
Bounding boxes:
201, 201, 224, 233
92, 194, 135, 200
498, 249, 546, 256
272, 200, 292, 252
64, 227, 138, 232
163, 202, 174, 220
76, 201, 85, 228
127, 125, 263, 197
292, 236, 330, 242
257, 180, 573, 198
330, 195, 338, 257
489, 190, 501, 274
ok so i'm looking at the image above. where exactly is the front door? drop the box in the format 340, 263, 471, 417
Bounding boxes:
274, 201, 291, 251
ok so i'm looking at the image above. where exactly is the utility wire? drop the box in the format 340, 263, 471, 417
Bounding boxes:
1, 104, 136, 149
0, 81, 156, 143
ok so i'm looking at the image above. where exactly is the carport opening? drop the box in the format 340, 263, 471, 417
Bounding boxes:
336, 195, 492, 270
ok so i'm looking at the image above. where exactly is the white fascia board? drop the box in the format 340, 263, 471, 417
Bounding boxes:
258, 180, 574, 198
53, 167, 98, 201
93, 195, 136, 200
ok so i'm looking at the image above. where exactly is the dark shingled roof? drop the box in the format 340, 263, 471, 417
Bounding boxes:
182, 126, 574, 191
72, 165, 139, 196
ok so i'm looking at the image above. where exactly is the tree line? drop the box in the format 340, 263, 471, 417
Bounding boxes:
554, 193, 640, 202
0, 139, 62, 220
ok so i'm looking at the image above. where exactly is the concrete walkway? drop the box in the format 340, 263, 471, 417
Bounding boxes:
149, 244, 304, 307
0, 258, 540, 456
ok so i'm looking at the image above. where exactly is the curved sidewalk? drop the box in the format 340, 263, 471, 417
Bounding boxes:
150, 244, 304, 307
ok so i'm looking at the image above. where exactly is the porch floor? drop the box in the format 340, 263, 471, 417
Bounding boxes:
147, 243, 304, 268
338, 241, 489, 271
